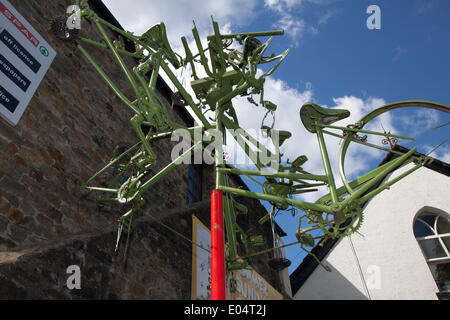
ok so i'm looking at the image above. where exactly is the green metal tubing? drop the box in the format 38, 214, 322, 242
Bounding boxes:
80, 38, 144, 58
253, 37, 272, 63
137, 141, 203, 197
94, 197, 119, 203
217, 167, 328, 182
322, 129, 408, 157
225, 130, 269, 170
359, 161, 423, 203
258, 207, 275, 225
338, 101, 449, 195
220, 114, 274, 159
192, 25, 215, 78
215, 105, 225, 189
315, 125, 339, 204
133, 70, 158, 117
94, 15, 141, 43
159, 61, 212, 129
148, 125, 204, 141
82, 142, 141, 188
225, 126, 268, 170
130, 115, 157, 159
339, 134, 355, 195
82, 126, 200, 187
133, 64, 167, 126
94, 19, 141, 98
262, 48, 290, 77
219, 186, 332, 213
93, 15, 166, 58
223, 192, 238, 260
211, 20, 226, 77
290, 189, 319, 195
181, 36, 198, 79
217, 83, 251, 107
320, 124, 414, 141
77, 45, 141, 115
84, 187, 118, 193
314, 155, 411, 205
340, 147, 416, 207
148, 58, 160, 91
207, 30, 284, 40
358, 101, 450, 127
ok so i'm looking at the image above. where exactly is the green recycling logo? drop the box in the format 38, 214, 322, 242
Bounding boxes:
39, 45, 49, 57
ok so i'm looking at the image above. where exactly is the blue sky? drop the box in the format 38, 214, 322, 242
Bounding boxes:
103, 0, 450, 274
267, 0, 450, 105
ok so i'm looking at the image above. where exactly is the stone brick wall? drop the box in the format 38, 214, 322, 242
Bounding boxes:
0, 0, 288, 299
0, 0, 191, 253
0, 201, 206, 299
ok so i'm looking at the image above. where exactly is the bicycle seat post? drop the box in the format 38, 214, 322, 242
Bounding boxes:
300, 102, 351, 205
314, 120, 339, 204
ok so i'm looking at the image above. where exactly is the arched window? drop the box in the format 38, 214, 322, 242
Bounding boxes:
413, 212, 450, 292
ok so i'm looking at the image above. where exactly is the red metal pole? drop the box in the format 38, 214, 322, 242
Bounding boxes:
210, 189, 226, 300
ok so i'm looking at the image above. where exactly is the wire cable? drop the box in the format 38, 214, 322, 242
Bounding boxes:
348, 235, 371, 300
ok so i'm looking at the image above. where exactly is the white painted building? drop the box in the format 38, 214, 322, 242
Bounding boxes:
290, 146, 450, 300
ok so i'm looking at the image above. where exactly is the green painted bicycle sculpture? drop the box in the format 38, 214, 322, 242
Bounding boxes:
52, 0, 449, 271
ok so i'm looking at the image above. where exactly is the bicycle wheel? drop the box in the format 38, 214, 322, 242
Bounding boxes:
339, 100, 450, 195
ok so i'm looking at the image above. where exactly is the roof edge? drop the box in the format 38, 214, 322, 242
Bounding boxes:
88, 0, 195, 127
290, 145, 450, 296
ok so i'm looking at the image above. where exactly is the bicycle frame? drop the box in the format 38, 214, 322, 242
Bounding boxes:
54, 1, 449, 274
217, 124, 423, 217
61, 2, 290, 267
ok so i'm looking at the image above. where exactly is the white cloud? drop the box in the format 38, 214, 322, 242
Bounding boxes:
102, 0, 259, 116
393, 47, 408, 61
264, 0, 328, 11
221, 75, 394, 204
415, 0, 439, 14
318, 10, 337, 25
264, 0, 301, 12
422, 141, 450, 163
434, 147, 450, 163
101, 0, 403, 206
103, 0, 258, 48
274, 15, 307, 46
103, 0, 334, 55
396, 109, 441, 136
263, 0, 333, 46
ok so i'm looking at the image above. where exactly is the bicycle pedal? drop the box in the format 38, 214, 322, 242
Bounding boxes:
268, 258, 291, 271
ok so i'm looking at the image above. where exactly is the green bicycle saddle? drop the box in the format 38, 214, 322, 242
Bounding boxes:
300, 102, 350, 133
140, 22, 181, 69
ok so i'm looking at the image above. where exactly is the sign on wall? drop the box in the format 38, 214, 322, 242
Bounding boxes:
191, 215, 283, 300
228, 265, 283, 300
0, 0, 56, 126
191, 215, 212, 300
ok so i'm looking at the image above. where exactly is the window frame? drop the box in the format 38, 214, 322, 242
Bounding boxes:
414, 210, 450, 293
415, 214, 450, 263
